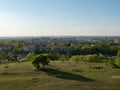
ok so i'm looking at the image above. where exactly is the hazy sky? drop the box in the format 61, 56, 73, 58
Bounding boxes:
0, 0, 120, 36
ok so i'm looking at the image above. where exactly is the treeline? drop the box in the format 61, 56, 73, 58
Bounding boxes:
0, 38, 120, 63
69, 54, 113, 62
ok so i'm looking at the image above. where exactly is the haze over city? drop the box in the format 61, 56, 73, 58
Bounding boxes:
0, 0, 120, 36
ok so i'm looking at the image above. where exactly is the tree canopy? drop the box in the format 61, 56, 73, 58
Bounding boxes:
30, 54, 49, 70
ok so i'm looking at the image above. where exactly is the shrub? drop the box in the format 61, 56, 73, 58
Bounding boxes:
85, 54, 98, 62
115, 51, 120, 67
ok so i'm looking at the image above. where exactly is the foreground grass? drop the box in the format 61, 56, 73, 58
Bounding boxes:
0, 61, 120, 90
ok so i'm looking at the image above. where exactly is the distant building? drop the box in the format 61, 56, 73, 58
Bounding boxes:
0, 46, 12, 51
113, 39, 119, 43
23, 45, 36, 51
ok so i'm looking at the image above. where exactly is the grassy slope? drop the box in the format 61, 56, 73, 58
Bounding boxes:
0, 61, 120, 90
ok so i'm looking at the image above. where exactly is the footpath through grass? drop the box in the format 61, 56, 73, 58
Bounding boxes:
0, 61, 120, 90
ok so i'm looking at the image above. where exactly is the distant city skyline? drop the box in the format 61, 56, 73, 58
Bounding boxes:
0, 0, 120, 36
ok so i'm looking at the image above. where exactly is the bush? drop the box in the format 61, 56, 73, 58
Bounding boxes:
115, 51, 120, 67
59, 55, 69, 62
70, 55, 84, 62
85, 54, 98, 62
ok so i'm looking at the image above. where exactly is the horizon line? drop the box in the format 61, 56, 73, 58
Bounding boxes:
0, 35, 120, 37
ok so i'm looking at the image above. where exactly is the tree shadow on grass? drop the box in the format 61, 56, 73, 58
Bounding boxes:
42, 68, 95, 82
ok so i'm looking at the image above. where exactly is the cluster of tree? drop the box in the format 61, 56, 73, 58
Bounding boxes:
28, 51, 120, 70
0, 37, 120, 63
70, 54, 110, 62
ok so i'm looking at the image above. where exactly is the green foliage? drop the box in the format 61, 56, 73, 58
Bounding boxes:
70, 55, 78, 62
48, 53, 60, 60
30, 54, 49, 69
115, 51, 120, 66
0, 51, 7, 60
59, 55, 69, 61
70, 55, 83, 62
26, 52, 35, 61
70, 54, 109, 63
85, 54, 98, 62
81, 44, 91, 50
17, 55, 21, 61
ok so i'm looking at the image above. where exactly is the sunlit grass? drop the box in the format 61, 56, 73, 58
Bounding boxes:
0, 61, 120, 90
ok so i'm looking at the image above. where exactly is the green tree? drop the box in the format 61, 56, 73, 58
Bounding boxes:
26, 52, 35, 61
17, 55, 21, 61
70, 55, 80, 62
59, 55, 69, 62
70, 55, 85, 62
115, 51, 120, 66
79, 55, 85, 61
0, 51, 8, 61
30, 54, 49, 70
85, 54, 98, 62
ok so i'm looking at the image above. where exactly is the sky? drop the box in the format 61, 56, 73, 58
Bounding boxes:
0, 0, 120, 36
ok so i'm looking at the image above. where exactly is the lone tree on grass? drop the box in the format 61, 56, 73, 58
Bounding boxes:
30, 54, 49, 70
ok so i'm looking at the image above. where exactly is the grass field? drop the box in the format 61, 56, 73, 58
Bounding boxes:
0, 61, 120, 90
